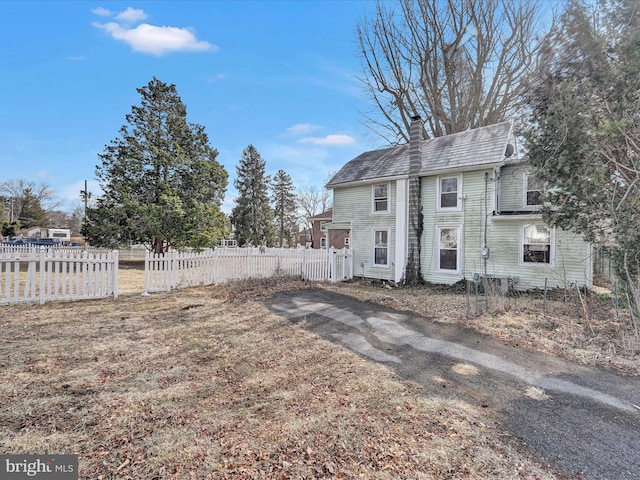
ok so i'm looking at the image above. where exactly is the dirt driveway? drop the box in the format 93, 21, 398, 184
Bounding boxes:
268, 289, 640, 480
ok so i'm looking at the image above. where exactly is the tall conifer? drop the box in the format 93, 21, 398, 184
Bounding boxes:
231, 145, 275, 246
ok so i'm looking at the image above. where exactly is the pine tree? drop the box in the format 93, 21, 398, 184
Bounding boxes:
82, 78, 229, 253
19, 187, 49, 229
271, 169, 298, 247
525, 0, 640, 319
231, 145, 275, 246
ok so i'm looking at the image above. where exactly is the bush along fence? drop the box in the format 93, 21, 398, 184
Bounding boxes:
0, 246, 119, 305
144, 247, 353, 294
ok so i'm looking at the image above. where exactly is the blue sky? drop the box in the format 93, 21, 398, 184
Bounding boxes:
0, 1, 380, 214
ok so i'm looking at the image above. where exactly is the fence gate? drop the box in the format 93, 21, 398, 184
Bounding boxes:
330, 248, 353, 283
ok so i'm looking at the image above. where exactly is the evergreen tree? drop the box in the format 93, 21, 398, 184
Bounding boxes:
231, 145, 275, 246
0, 196, 8, 224
82, 78, 229, 253
271, 169, 298, 247
525, 0, 640, 318
2, 221, 20, 239
19, 187, 49, 229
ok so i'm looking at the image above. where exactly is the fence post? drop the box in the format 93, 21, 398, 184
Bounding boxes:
466, 279, 470, 321
213, 249, 219, 284
112, 250, 119, 299
302, 248, 307, 280
82, 249, 89, 298
169, 251, 177, 291
143, 250, 150, 296
39, 246, 46, 305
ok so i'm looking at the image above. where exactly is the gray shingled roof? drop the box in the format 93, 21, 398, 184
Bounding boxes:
326, 121, 513, 188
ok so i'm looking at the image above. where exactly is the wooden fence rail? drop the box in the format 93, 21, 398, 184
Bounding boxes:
144, 247, 353, 294
0, 246, 119, 305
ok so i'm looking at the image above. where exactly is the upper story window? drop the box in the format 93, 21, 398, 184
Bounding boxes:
438, 175, 461, 210
524, 173, 543, 208
373, 183, 389, 213
320, 221, 327, 231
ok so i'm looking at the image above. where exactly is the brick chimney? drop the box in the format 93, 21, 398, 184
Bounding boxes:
405, 115, 423, 283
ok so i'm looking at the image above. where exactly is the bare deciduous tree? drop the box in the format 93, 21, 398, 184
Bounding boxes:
297, 185, 331, 245
0, 179, 61, 213
358, 0, 550, 143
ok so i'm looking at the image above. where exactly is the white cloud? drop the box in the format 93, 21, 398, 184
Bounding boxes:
286, 123, 321, 135
92, 6, 112, 16
206, 73, 227, 82
92, 7, 216, 56
298, 134, 356, 146
115, 7, 148, 24
93, 22, 216, 56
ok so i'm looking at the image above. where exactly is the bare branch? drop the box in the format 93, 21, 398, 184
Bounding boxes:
358, 0, 547, 140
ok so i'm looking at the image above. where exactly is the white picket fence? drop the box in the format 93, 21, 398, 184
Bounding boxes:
144, 247, 353, 294
0, 246, 119, 305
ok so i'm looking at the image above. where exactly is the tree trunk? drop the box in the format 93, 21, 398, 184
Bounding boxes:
154, 236, 165, 254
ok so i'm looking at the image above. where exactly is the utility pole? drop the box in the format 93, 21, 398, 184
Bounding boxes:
84, 180, 88, 220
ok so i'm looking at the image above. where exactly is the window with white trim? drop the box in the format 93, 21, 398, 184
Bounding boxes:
372, 229, 389, 266
521, 223, 551, 264
320, 221, 327, 231
373, 183, 389, 213
524, 173, 543, 208
344, 237, 350, 246
320, 237, 326, 248
437, 226, 460, 272
438, 176, 461, 210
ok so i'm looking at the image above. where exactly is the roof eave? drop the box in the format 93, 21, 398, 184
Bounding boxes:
326, 174, 409, 189
418, 160, 506, 177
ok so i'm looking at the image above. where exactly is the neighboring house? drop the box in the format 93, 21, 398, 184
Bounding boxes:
326, 117, 592, 290
310, 209, 349, 249
297, 228, 312, 248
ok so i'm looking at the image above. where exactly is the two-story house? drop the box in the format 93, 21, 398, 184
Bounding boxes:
326, 117, 593, 290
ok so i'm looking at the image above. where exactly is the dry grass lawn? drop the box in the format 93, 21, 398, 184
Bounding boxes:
3, 260, 635, 479
0, 276, 577, 479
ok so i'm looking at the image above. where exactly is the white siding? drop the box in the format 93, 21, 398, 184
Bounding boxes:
419, 167, 593, 290
332, 182, 399, 281
498, 164, 539, 212
421, 169, 497, 285
333, 163, 593, 290
482, 219, 592, 289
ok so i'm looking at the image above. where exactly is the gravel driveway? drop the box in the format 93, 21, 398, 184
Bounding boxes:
268, 289, 640, 480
